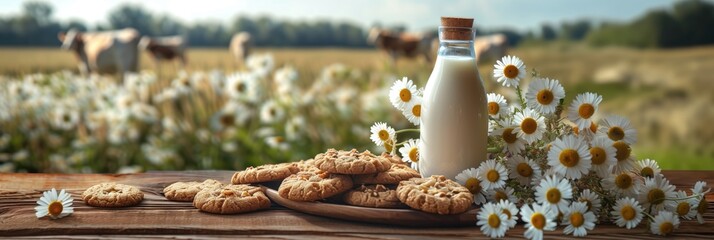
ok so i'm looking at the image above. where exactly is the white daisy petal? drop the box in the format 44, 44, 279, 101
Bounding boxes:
492, 55, 526, 88
547, 134, 592, 180
526, 77, 565, 115
650, 211, 680, 236
611, 197, 644, 229
476, 159, 508, 190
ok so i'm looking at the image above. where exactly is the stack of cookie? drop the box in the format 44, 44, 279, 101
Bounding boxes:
163, 178, 271, 214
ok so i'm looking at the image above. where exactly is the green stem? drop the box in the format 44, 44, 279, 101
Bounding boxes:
487, 147, 501, 154
395, 129, 420, 134
515, 86, 527, 109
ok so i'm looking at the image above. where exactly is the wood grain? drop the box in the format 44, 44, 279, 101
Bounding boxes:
1, 170, 713, 239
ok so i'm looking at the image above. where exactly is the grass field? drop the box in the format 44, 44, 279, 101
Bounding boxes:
0, 44, 712, 170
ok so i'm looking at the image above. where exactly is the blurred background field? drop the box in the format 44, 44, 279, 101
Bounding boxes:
0, 0, 713, 172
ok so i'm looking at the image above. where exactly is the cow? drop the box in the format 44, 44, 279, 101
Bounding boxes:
138, 35, 187, 67
229, 32, 253, 66
474, 34, 508, 63
367, 28, 436, 64
57, 28, 140, 76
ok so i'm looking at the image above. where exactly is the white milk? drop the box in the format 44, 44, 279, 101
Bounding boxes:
419, 55, 488, 180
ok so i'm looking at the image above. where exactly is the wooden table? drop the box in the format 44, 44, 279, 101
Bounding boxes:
1, 170, 713, 239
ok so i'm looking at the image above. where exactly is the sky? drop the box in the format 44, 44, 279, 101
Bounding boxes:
0, 0, 686, 32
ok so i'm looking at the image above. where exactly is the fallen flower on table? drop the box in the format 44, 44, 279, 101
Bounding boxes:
35, 188, 74, 219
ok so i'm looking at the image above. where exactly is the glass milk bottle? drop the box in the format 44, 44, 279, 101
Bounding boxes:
419, 17, 488, 180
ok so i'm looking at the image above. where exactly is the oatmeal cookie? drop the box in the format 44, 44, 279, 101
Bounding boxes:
163, 179, 222, 202
232, 163, 299, 184
82, 182, 144, 208
352, 163, 421, 185
396, 175, 473, 215
343, 184, 405, 208
193, 184, 271, 214
278, 170, 353, 201
314, 149, 392, 175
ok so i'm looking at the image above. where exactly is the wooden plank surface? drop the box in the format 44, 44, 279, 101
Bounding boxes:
1, 170, 713, 239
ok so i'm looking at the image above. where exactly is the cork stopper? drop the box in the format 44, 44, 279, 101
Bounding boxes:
440, 17, 474, 40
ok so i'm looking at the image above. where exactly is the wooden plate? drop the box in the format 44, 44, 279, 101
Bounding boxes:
261, 185, 478, 227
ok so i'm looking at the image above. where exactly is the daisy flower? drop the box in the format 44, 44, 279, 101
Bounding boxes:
402, 96, 422, 126
588, 136, 617, 178
599, 115, 637, 144
264, 136, 289, 150
52, 107, 80, 130
455, 168, 487, 205
477, 202, 509, 238
520, 203, 557, 240
637, 175, 676, 212
562, 201, 596, 237
259, 100, 284, 124
477, 159, 508, 190
525, 77, 565, 115
547, 135, 592, 180
650, 211, 680, 236
577, 189, 602, 214
389, 77, 418, 111
508, 155, 541, 186
498, 199, 519, 228
603, 172, 639, 197
486, 187, 518, 204
692, 181, 711, 224
35, 188, 74, 219
492, 55, 527, 88
611, 197, 644, 229
535, 175, 573, 213
491, 120, 526, 155
568, 92, 602, 130
636, 159, 662, 179
670, 190, 699, 220
225, 72, 259, 102
513, 108, 546, 144
611, 141, 636, 174
398, 139, 420, 170
487, 93, 509, 119
369, 122, 396, 147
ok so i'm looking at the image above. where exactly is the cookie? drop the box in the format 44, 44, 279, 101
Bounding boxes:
380, 152, 406, 165
278, 170, 353, 201
232, 163, 299, 184
314, 149, 392, 175
352, 163, 421, 185
82, 182, 144, 208
296, 159, 320, 172
396, 175, 473, 215
343, 184, 406, 208
163, 179, 222, 202
193, 184, 271, 214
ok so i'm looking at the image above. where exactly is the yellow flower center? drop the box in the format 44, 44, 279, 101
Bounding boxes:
412, 104, 421, 117
517, 162, 533, 177
502, 128, 518, 143
536, 90, 554, 105
578, 103, 595, 119
659, 222, 674, 235
378, 129, 390, 141
465, 178, 482, 194
503, 209, 512, 220
408, 147, 419, 162
220, 114, 235, 126
613, 141, 631, 162
677, 202, 691, 216
570, 212, 585, 227
494, 190, 508, 202
580, 199, 593, 212
48, 201, 63, 217
520, 118, 537, 134
488, 102, 500, 115
640, 167, 654, 178
698, 199, 708, 214
531, 213, 546, 230
503, 64, 519, 79
621, 205, 636, 220
589, 122, 598, 133
546, 188, 561, 204
488, 213, 501, 228
559, 149, 580, 168
486, 169, 500, 183
590, 147, 606, 165
236, 82, 246, 93
647, 189, 666, 205
608, 126, 625, 141
399, 88, 412, 102
615, 173, 633, 189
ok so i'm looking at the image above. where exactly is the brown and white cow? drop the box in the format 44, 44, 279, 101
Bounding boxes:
138, 35, 187, 67
474, 34, 508, 63
57, 28, 140, 75
367, 28, 436, 64
229, 32, 253, 66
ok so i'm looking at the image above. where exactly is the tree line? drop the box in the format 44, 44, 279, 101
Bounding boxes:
0, 0, 713, 48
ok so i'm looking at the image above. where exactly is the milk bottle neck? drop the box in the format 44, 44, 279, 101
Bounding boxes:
437, 27, 475, 58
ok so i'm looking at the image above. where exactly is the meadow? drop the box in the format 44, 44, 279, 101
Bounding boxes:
0, 44, 712, 172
